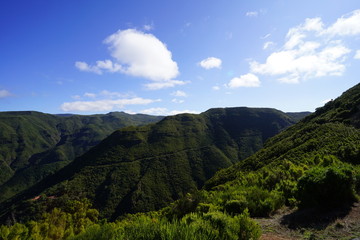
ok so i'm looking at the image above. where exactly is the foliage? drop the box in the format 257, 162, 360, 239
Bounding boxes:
1, 108, 295, 221
296, 164, 357, 209
0, 199, 99, 240
0, 198, 261, 240
0, 111, 163, 203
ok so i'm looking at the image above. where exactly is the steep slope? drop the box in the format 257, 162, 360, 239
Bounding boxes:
10, 107, 296, 220
197, 83, 360, 237
206, 83, 360, 189
0, 111, 163, 202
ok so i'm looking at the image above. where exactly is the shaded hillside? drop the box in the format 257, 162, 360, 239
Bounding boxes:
9, 107, 296, 220
0, 111, 163, 202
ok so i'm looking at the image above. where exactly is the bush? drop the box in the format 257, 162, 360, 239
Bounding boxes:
296, 165, 357, 209
244, 187, 284, 217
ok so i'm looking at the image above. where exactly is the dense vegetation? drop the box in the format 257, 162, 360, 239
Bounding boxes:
197, 83, 360, 235
0, 198, 261, 240
0, 108, 296, 222
0, 111, 163, 203
5, 79, 360, 239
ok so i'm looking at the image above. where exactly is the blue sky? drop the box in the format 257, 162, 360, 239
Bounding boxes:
1, 0, 360, 115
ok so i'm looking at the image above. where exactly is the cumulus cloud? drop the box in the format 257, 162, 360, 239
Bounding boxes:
252, 10, 360, 84
171, 90, 187, 97
76, 29, 180, 89
227, 73, 260, 88
60, 97, 159, 112
105, 29, 179, 80
199, 57, 222, 69
140, 107, 198, 116
0, 89, 12, 98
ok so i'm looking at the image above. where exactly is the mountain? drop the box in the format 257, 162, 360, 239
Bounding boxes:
5, 107, 299, 220
0, 111, 163, 202
197, 83, 360, 237
206, 83, 360, 190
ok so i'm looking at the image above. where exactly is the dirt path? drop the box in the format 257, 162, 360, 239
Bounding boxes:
256, 202, 360, 240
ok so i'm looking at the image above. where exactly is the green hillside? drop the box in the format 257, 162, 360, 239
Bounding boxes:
1, 107, 296, 222
0, 111, 163, 202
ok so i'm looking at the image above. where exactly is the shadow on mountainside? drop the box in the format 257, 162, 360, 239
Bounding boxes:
280, 203, 354, 230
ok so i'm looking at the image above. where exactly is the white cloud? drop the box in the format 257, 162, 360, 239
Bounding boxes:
212, 86, 220, 91
199, 57, 222, 69
0, 89, 12, 98
263, 41, 274, 50
140, 107, 168, 115
171, 98, 184, 104
76, 29, 180, 89
104, 29, 179, 81
140, 107, 198, 116
261, 33, 271, 39
99, 90, 132, 98
171, 90, 187, 97
75, 61, 102, 74
144, 80, 188, 90
143, 23, 154, 31
250, 11, 360, 84
71, 95, 81, 100
355, 50, 360, 59
323, 10, 360, 36
60, 97, 160, 112
246, 11, 258, 17
227, 73, 260, 88
84, 92, 97, 98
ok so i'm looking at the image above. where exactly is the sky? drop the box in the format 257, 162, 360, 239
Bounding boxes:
1, 0, 360, 115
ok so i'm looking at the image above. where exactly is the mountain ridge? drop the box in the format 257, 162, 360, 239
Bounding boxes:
0, 107, 303, 220
0, 111, 163, 203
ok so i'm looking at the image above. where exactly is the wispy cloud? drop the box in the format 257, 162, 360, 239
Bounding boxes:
263, 41, 274, 50
144, 80, 188, 90
60, 97, 160, 112
171, 90, 187, 97
246, 11, 258, 17
0, 89, 12, 98
143, 23, 154, 31
171, 98, 184, 104
355, 50, 360, 59
140, 107, 198, 116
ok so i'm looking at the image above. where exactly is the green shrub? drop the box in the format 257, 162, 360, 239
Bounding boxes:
224, 198, 247, 215
244, 187, 284, 217
296, 165, 357, 209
